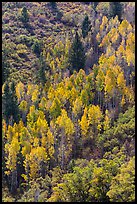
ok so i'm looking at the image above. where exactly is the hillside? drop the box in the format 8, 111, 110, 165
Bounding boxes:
2, 2, 135, 83
2, 2, 135, 202
2, 2, 91, 83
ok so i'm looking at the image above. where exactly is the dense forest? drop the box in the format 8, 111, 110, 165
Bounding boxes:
2, 2, 135, 202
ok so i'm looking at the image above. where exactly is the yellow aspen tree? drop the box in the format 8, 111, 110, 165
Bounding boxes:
121, 95, 126, 107
27, 83, 34, 96
5, 136, 20, 175
126, 32, 135, 66
31, 86, 39, 103
117, 72, 126, 94
80, 89, 89, 107
79, 107, 89, 137
88, 105, 103, 134
56, 109, 74, 169
6, 125, 15, 142
118, 19, 130, 37
49, 97, 62, 120
39, 97, 47, 111
5, 135, 20, 193
100, 16, 108, 32
19, 100, 27, 112
19, 100, 28, 122
104, 69, 116, 97
69, 86, 79, 106
15, 81, 25, 103
103, 109, 111, 131
72, 98, 83, 118
21, 141, 31, 157
24, 147, 48, 180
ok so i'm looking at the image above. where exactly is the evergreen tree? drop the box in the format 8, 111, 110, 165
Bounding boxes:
21, 6, 29, 24
50, 2, 57, 9
3, 81, 19, 124
69, 31, 86, 73
37, 55, 47, 86
110, 2, 122, 21
82, 15, 91, 38
32, 40, 42, 57
92, 2, 98, 10
2, 82, 11, 123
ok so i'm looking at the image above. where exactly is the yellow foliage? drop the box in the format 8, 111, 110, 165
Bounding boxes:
16, 82, 25, 102
103, 109, 110, 131
21, 141, 31, 156
117, 72, 126, 91
88, 105, 102, 126
100, 16, 108, 32
121, 95, 125, 107
33, 137, 39, 147
79, 107, 89, 136
105, 70, 116, 95
19, 100, 27, 112
56, 109, 74, 136
39, 97, 47, 110
32, 88, 39, 102
72, 98, 83, 116
5, 137, 20, 172
118, 19, 129, 36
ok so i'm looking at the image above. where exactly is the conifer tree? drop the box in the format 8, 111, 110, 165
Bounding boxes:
110, 2, 122, 21
2, 82, 11, 124
37, 55, 47, 86
21, 6, 29, 24
69, 31, 86, 73
50, 2, 57, 9
3, 81, 19, 124
82, 15, 91, 38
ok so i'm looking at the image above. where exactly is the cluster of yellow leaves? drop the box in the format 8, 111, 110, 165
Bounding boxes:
27, 84, 39, 102
16, 82, 25, 102
80, 105, 102, 138
79, 107, 89, 136
72, 98, 83, 117
56, 109, 74, 136
5, 136, 20, 173
126, 32, 135, 66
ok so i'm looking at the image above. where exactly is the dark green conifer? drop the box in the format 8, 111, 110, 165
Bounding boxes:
110, 2, 122, 21
2, 81, 19, 124
21, 6, 29, 24
82, 15, 91, 38
37, 54, 47, 86
69, 31, 86, 73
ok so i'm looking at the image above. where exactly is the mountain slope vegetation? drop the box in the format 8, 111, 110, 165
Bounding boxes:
2, 2, 135, 202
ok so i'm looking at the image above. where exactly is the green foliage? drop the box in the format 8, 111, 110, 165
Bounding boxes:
110, 2, 123, 21
21, 6, 29, 24
98, 105, 135, 153
17, 176, 51, 202
107, 157, 135, 202
69, 31, 86, 73
2, 81, 19, 124
32, 40, 42, 57
2, 2, 135, 202
82, 15, 91, 38
48, 159, 96, 202
50, 2, 57, 9
36, 54, 48, 86
2, 47, 10, 84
